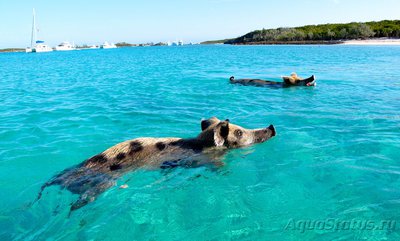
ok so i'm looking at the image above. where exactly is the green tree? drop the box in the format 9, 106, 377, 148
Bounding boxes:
224, 20, 398, 44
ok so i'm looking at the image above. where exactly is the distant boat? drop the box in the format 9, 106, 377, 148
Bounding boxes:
55, 41, 76, 51
33, 41, 53, 52
100, 42, 117, 49
26, 8, 53, 53
168, 40, 184, 46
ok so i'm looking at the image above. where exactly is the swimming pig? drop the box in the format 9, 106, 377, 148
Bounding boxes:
230, 74, 316, 88
36, 117, 276, 211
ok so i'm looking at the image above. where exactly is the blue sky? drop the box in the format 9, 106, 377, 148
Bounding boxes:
0, 0, 399, 48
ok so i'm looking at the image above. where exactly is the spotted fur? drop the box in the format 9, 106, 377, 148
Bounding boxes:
36, 117, 276, 212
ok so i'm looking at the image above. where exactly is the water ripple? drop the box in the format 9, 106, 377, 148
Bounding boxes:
1, 45, 400, 240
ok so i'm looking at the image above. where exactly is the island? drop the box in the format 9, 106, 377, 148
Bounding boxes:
203, 20, 400, 45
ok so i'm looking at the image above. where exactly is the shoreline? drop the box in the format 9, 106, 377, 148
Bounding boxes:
2, 38, 400, 52
227, 38, 400, 46
341, 38, 400, 45
230, 40, 341, 45
0, 48, 25, 53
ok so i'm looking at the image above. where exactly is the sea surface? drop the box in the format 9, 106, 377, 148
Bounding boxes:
0, 45, 400, 240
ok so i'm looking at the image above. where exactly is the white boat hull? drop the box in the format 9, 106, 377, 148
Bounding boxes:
101, 46, 117, 49
100, 42, 117, 49
55, 42, 76, 51
33, 44, 53, 52
33, 49, 53, 52
55, 47, 75, 51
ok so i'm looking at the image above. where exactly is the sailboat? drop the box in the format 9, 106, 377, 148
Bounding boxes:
25, 8, 53, 53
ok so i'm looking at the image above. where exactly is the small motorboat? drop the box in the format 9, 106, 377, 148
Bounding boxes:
229, 75, 316, 88
55, 41, 76, 51
100, 42, 117, 49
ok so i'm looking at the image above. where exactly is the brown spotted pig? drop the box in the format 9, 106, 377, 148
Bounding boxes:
36, 117, 276, 211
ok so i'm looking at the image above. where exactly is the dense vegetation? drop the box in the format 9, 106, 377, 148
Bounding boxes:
200, 39, 232, 44
225, 20, 400, 44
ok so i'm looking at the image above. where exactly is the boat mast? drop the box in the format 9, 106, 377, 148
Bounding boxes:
30, 8, 36, 48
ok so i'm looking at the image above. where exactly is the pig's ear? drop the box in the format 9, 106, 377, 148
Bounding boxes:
213, 121, 229, 146
201, 117, 220, 131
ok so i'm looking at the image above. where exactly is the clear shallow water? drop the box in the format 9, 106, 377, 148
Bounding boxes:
0, 45, 400, 240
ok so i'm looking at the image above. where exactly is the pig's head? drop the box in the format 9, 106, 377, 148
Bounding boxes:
198, 117, 276, 149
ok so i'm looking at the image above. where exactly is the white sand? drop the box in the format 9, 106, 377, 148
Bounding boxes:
341, 38, 400, 45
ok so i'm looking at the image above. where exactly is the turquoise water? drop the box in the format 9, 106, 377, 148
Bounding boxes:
1, 45, 400, 240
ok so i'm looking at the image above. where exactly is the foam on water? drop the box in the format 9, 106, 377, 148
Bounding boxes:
1, 45, 400, 240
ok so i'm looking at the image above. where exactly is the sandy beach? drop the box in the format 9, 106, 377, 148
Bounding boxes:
342, 38, 400, 45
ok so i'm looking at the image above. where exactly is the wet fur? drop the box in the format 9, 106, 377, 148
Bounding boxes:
229, 75, 315, 88
36, 117, 275, 211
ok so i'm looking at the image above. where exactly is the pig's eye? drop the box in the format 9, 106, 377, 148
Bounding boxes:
234, 129, 243, 137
